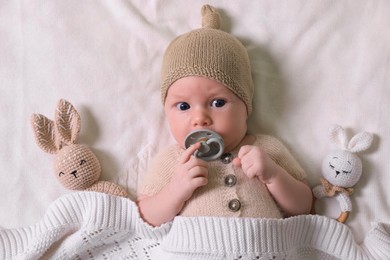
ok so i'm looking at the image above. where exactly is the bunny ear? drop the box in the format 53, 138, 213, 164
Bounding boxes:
348, 131, 373, 153
55, 99, 81, 145
31, 113, 60, 154
329, 124, 348, 149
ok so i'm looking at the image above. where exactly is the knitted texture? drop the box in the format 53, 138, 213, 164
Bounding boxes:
312, 125, 373, 223
55, 98, 81, 145
321, 150, 362, 188
54, 144, 101, 190
160, 5, 254, 114
1, 192, 389, 259
86, 180, 129, 197
31, 99, 128, 197
140, 135, 306, 218
30, 114, 58, 154
31, 99, 81, 154
320, 177, 354, 197
322, 124, 373, 188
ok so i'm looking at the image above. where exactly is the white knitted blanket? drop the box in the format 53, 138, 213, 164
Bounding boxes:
1, 192, 389, 260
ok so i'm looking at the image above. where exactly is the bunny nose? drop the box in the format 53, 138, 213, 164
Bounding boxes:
70, 170, 78, 178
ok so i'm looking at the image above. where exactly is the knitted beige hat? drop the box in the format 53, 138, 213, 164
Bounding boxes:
161, 5, 254, 114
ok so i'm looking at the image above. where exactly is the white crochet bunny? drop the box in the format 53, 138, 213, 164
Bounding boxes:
31, 99, 128, 197
312, 124, 373, 223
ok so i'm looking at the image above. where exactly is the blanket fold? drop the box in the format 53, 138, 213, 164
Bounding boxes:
0, 192, 389, 259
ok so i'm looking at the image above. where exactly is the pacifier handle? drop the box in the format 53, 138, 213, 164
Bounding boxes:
195, 138, 211, 154
194, 137, 222, 160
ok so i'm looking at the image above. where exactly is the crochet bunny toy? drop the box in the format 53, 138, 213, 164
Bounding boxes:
31, 99, 128, 197
312, 124, 373, 223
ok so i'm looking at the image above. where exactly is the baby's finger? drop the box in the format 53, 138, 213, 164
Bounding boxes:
237, 145, 252, 159
244, 164, 257, 179
233, 157, 241, 167
185, 157, 208, 170
180, 142, 202, 164
190, 176, 208, 188
188, 165, 208, 179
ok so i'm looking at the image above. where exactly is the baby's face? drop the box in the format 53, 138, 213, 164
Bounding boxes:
164, 76, 248, 152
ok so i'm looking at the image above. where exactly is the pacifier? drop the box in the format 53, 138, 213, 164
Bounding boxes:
184, 130, 224, 161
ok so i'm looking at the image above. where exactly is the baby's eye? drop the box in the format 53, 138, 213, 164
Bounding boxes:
211, 99, 226, 108
80, 159, 86, 166
329, 163, 335, 169
59, 172, 65, 177
176, 102, 190, 111
343, 170, 352, 174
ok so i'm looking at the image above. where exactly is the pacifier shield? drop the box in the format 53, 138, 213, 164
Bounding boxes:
184, 130, 224, 161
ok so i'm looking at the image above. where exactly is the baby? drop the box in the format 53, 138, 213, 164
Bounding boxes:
137, 5, 312, 226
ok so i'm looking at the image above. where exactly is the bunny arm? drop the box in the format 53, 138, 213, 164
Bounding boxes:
85, 181, 128, 198
335, 192, 352, 212
312, 184, 351, 223
312, 185, 326, 199
312, 184, 352, 210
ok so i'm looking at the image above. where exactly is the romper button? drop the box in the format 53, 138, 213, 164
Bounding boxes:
224, 174, 237, 187
228, 199, 241, 212
221, 153, 233, 164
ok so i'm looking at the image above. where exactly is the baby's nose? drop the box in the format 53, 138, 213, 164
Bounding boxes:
192, 109, 212, 127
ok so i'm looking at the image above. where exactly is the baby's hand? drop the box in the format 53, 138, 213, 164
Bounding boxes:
168, 143, 209, 203
233, 145, 276, 184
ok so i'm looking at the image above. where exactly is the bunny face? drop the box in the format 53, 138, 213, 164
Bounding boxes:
31, 100, 106, 191
321, 150, 362, 188
54, 144, 101, 190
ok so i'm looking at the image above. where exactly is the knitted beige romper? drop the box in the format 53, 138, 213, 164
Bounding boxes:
140, 134, 306, 218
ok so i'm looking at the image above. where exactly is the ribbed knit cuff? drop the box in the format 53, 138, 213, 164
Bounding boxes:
162, 215, 366, 259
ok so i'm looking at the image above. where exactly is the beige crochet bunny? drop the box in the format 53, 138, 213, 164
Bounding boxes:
31, 99, 128, 197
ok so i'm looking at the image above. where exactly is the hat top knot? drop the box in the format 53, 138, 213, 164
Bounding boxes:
201, 4, 220, 29
161, 4, 254, 114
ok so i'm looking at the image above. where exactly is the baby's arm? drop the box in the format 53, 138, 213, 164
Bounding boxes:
234, 145, 312, 216
137, 143, 208, 226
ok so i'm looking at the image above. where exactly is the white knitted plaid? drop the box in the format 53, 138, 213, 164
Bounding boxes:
0, 192, 389, 260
